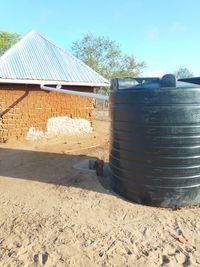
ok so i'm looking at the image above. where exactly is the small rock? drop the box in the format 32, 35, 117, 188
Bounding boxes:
8, 251, 14, 257
84, 240, 98, 248
127, 249, 132, 255
34, 252, 49, 265
41, 252, 49, 265
162, 255, 170, 264
175, 252, 186, 264
99, 252, 104, 257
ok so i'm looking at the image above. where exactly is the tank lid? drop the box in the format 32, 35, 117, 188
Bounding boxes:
178, 77, 200, 85
111, 74, 200, 90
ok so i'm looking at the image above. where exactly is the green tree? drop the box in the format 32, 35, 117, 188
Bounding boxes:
0, 31, 21, 56
174, 67, 193, 79
71, 33, 145, 80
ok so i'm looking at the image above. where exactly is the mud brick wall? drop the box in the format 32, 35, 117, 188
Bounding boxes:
0, 84, 94, 142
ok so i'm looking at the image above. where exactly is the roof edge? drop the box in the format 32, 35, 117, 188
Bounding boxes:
0, 78, 110, 88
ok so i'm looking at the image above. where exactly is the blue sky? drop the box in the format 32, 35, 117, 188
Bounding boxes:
1, 0, 200, 77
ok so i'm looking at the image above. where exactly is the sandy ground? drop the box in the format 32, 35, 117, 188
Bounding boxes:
0, 120, 200, 267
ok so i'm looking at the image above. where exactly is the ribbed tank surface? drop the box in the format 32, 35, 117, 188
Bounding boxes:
109, 75, 200, 207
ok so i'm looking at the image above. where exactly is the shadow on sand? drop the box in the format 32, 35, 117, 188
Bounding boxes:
0, 147, 111, 195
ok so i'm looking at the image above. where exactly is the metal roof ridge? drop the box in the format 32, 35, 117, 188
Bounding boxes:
0, 30, 110, 86
64, 50, 109, 84
31, 31, 109, 84
0, 29, 38, 63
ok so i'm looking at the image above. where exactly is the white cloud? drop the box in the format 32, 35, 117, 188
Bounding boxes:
147, 26, 159, 40
171, 22, 185, 33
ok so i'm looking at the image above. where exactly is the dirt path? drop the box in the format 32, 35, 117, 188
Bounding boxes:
0, 120, 200, 266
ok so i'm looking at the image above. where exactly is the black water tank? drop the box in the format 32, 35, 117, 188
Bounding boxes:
109, 75, 200, 207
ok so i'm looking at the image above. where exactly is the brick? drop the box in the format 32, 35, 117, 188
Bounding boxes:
0, 84, 94, 142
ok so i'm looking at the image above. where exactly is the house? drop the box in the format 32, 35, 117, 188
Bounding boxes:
0, 30, 109, 142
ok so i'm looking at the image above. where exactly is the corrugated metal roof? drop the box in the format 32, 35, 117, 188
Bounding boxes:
0, 30, 109, 87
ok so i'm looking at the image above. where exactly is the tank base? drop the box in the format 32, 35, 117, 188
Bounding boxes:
109, 174, 200, 208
